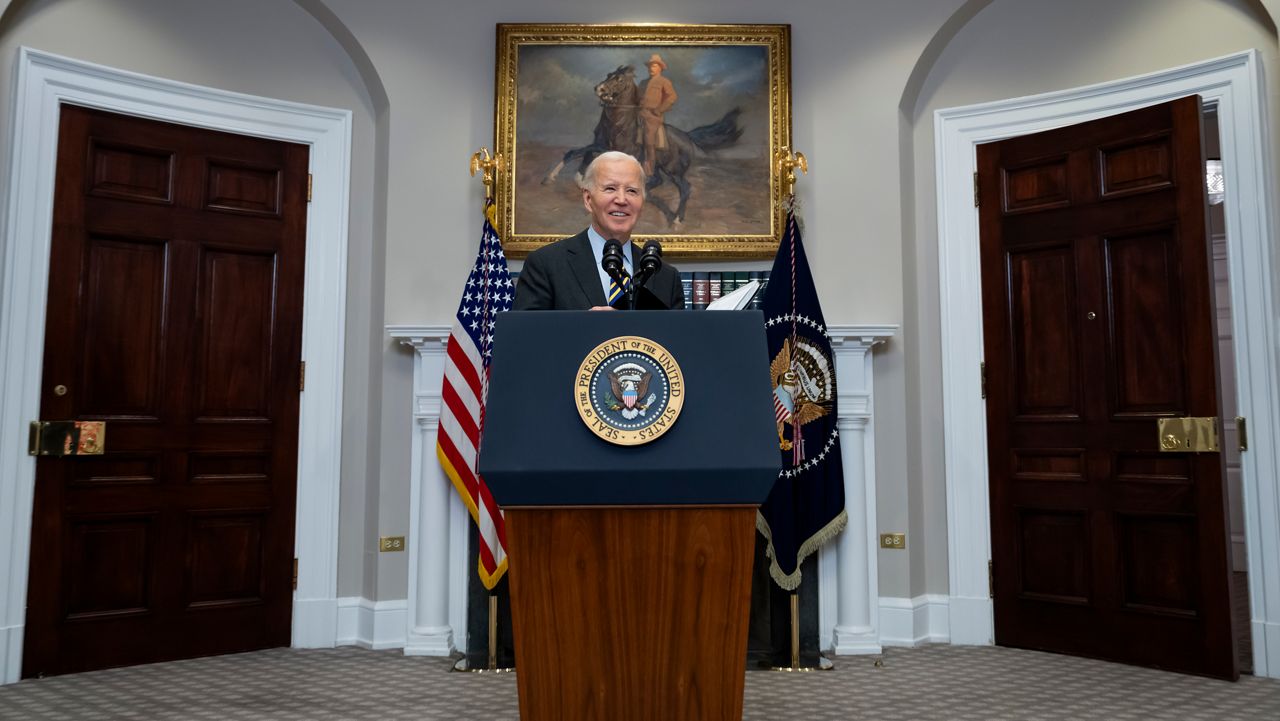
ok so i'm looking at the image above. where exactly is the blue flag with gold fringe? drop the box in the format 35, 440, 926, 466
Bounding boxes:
758, 204, 846, 589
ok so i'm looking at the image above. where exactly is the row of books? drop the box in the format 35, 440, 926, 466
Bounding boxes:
503, 269, 772, 310
680, 271, 770, 311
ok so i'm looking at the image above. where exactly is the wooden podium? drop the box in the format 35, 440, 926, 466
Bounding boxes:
481, 311, 780, 721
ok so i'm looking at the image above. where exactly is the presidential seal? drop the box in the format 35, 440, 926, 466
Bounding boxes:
575, 335, 684, 446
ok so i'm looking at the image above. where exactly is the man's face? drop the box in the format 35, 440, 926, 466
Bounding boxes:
583, 158, 645, 242
648, 62, 662, 77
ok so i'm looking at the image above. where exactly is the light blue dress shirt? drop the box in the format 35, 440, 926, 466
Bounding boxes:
586, 226, 634, 303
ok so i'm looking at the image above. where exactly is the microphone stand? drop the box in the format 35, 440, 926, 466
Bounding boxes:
631, 240, 663, 311
601, 238, 628, 310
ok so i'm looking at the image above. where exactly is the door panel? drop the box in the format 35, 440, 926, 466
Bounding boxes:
22, 104, 308, 677
64, 516, 153, 617
1106, 230, 1185, 413
197, 248, 278, 418
88, 141, 174, 203
979, 96, 1236, 679
80, 236, 168, 416
1016, 509, 1090, 603
186, 511, 267, 606
1008, 246, 1081, 417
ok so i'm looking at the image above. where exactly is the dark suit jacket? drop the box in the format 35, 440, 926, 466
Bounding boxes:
513, 230, 685, 310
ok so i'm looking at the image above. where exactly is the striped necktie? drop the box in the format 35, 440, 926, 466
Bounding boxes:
607, 267, 633, 307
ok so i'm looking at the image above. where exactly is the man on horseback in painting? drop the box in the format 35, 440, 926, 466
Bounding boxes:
541, 60, 742, 228
638, 54, 677, 176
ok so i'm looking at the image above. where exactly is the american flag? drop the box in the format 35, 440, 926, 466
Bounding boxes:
436, 204, 513, 589
772, 393, 790, 423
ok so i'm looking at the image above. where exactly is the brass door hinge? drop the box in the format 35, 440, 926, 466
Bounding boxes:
292, 558, 298, 590
1237, 416, 1248, 451
307, 173, 313, 202
988, 559, 994, 599
973, 171, 980, 207
980, 362, 987, 399
299, 361, 306, 392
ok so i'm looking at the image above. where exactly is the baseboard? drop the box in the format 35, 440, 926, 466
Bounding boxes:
947, 595, 994, 645
336, 597, 408, 650
1232, 534, 1247, 573
879, 595, 950, 647
1, 624, 20, 685
1255, 618, 1280, 679
292, 597, 339, 648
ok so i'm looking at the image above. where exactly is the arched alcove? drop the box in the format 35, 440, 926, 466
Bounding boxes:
0, 0, 394, 680
900, 0, 1280, 677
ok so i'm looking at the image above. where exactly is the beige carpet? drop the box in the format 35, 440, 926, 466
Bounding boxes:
1, 644, 1277, 720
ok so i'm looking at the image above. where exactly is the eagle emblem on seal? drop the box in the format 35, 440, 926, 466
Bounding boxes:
608, 362, 656, 420
770, 337, 834, 453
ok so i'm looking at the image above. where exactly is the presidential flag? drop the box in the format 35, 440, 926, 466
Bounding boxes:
436, 204, 513, 589
758, 204, 846, 590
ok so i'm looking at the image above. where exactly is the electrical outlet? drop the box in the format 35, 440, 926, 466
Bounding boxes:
879, 532, 906, 550
379, 535, 406, 552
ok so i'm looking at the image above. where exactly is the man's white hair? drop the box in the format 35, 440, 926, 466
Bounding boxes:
579, 151, 647, 198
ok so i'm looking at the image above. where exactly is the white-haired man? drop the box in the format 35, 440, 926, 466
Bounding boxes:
514, 151, 684, 310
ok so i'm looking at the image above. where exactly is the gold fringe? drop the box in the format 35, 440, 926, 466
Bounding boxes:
756, 509, 848, 591
437, 445, 507, 590
477, 556, 509, 591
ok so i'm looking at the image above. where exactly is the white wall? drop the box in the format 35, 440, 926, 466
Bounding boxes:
1, 0, 1276, 625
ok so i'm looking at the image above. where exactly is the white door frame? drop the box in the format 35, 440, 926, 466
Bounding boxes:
935, 49, 1280, 677
0, 47, 352, 684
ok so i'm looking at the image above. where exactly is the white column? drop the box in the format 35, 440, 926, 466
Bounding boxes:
822, 325, 895, 655
388, 326, 456, 655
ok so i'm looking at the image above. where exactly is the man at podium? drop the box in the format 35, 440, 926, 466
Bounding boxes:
513, 151, 684, 311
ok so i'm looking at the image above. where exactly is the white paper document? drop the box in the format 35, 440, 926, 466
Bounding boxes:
706, 280, 760, 311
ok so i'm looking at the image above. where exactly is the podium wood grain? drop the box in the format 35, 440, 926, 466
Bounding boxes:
505, 506, 756, 721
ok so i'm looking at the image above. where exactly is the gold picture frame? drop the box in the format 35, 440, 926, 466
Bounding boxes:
494, 23, 792, 259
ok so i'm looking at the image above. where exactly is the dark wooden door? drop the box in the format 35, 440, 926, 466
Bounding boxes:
978, 96, 1236, 678
22, 105, 308, 677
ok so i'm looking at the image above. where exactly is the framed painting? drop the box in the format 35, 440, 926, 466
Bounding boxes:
493, 23, 791, 259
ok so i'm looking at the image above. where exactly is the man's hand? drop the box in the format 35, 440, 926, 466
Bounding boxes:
589, 305, 617, 311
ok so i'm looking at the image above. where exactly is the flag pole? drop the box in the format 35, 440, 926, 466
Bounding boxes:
790, 592, 800, 668
766, 589, 834, 672
764, 151, 832, 672
469, 147, 502, 200
774, 147, 808, 201
452, 589, 515, 673
488, 592, 499, 670
451, 150, 515, 675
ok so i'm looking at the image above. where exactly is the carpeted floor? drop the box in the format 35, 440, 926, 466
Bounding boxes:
1, 644, 1277, 720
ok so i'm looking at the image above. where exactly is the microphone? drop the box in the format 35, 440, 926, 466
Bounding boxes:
634, 240, 663, 287
601, 238, 626, 285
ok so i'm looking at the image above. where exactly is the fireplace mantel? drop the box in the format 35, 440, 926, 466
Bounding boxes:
387, 322, 896, 656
